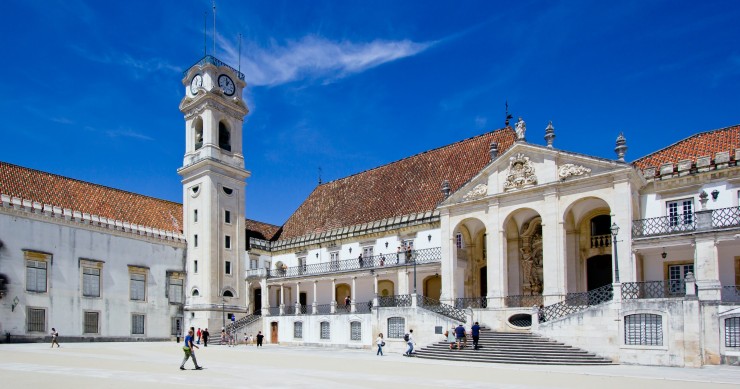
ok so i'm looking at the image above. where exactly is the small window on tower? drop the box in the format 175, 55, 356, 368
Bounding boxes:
225, 235, 231, 249
194, 118, 203, 150
225, 210, 231, 224
222, 187, 233, 195
225, 261, 232, 275
193, 260, 198, 273
194, 235, 198, 248
194, 209, 198, 223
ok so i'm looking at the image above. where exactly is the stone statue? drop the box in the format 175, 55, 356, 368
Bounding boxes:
515, 117, 526, 140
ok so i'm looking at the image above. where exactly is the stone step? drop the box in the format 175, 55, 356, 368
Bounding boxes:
413, 353, 614, 365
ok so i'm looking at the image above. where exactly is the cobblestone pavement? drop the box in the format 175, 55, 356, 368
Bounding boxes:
1, 342, 739, 389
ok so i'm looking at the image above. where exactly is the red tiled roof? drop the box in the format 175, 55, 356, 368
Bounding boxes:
245, 218, 282, 241
633, 125, 740, 170
0, 161, 184, 233
278, 128, 517, 239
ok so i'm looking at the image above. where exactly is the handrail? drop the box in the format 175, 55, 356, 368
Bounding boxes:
378, 294, 412, 308
538, 284, 613, 323
184, 55, 245, 81
632, 214, 695, 238
454, 297, 487, 309
504, 294, 543, 308
225, 312, 261, 333
418, 295, 467, 323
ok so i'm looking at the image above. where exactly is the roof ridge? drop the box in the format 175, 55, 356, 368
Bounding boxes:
318, 127, 514, 186
0, 160, 183, 206
631, 123, 740, 165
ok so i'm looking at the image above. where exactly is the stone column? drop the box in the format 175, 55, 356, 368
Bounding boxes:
330, 278, 337, 314
373, 274, 379, 308
486, 202, 506, 308
351, 277, 357, 313
279, 284, 285, 315
398, 268, 409, 295
312, 280, 318, 314
694, 237, 721, 300
260, 278, 269, 316
439, 209, 454, 304
542, 189, 565, 305
295, 282, 301, 314
245, 280, 251, 313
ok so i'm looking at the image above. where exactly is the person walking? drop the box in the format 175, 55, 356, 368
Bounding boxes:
180, 329, 203, 370
50, 328, 60, 348
196, 328, 202, 344
202, 328, 209, 347
447, 326, 456, 350
376, 333, 385, 356
404, 329, 414, 356
256, 331, 264, 347
471, 322, 481, 350
455, 324, 466, 350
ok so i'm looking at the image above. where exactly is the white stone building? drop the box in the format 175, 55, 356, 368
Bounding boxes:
0, 55, 738, 366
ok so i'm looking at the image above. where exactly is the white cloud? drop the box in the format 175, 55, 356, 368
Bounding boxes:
218, 35, 435, 86
105, 127, 154, 141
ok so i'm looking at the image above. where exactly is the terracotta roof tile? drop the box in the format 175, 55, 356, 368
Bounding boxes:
278, 128, 517, 239
245, 218, 282, 241
633, 125, 740, 170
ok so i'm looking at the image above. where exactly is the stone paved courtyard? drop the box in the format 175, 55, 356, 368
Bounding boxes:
1, 342, 739, 389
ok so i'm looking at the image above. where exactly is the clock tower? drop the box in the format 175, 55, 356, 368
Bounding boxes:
178, 56, 250, 332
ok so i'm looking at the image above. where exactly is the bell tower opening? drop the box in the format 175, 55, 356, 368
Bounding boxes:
194, 117, 203, 150
219, 121, 231, 151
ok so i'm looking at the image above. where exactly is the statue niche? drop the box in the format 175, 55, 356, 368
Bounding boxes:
520, 217, 543, 295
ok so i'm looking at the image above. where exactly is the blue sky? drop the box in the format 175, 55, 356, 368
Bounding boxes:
2, 1, 739, 226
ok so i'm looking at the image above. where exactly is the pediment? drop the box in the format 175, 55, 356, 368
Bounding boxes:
441, 142, 628, 205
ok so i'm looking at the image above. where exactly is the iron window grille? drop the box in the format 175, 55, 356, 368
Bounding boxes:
82, 267, 100, 297
27, 307, 45, 332
624, 313, 663, 346
132, 314, 145, 335
294, 322, 303, 339
320, 322, 330, 340
130, 273, 146, 301
26, 260, 47, 293
387, 317, 405, 339
350, 321, 362, 341
171, 317, 183, 336
726, 317, 740, 348
84, 311, 99, 334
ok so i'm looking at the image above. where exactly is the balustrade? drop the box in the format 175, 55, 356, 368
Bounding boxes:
504, 294, 543, 308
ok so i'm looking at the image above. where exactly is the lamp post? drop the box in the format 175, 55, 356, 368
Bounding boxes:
221, 296, 226, 331
610, 222, 620, 283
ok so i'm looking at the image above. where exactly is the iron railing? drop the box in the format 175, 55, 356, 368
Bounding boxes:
264, 247, 441, 280
184, 55, 246, 81
621, 280, 687, 299
378, 294, 412, 308
299, 304, 309, 314
268, 307, 280, 316
418, 295, 467, 323
538, 284, 613, 323
712, 207, 740, 229
283, 305, 296, 315
632, 214, 695, 238
225, 312, 261, 333
336, 304, 351, 314
505, 294, 544, 308
316, 304, 332, 314
721, 286, 740, 303
355, 300, 374, 314
590, 234, 612, 248
454, 297, 487, 309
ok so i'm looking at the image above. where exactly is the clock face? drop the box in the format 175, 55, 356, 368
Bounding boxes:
218, 74, 235, 96
190, 74, 203, 95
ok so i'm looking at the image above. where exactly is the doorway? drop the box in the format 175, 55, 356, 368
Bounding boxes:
586, 255, 613, 290
423, 275, 441, 300
479, 266, 487, 297
254, 288, 262, 313
335, 283, 351, 304
299, 292, 307, 310
270, 322, 278, 343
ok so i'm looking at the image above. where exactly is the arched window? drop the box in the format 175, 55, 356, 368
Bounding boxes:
387, 317, 405, 339
194, 118, 203, 150
350, 321, 362, 341
624, 313, 663, 345
192, 289, 200, 297
294, 321, 303, 339
223, 290, 234, 297
320, 321, 330, 340
218, 121, 231, 151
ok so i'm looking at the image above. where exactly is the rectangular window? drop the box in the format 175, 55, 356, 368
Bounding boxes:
225, 235, 231, 249
225, 261, 232, 275
350, 321, 362, 341
402, 240, 414, 251
194, 234, 198, 248
84, 311, 99, 334
130, 273, 146, 301
455, 233, 463, 249
82, 267, 101, 297
27, 307, 46, 333
225, 210, 231, 224
667, 198, 693, 228
250, 259, 258, 270
387, 317, 405, 339
625, 314, 663, 346
294, 321, 303, 339
194, 260, 198, 273
194, 209, 198, 223
26, 260, 47, 293
132, 314, 145, 335
171, 317, 183, 336
726, 317, 740, 347
168, 277, 183, 304
320, 322, 330, 340
330, 252, 339, 271
667, 263, 694, 294
362, 246, 374, 258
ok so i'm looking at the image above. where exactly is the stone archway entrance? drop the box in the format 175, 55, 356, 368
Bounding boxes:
378, 280, 394, 296
336, 283, 351, 304
270, 321, 278, 343
423, 275, 441, 300
520, 217, 544, 295
586, 255, 612, 290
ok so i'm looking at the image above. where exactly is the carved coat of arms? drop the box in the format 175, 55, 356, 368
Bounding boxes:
504, 153, 537, 190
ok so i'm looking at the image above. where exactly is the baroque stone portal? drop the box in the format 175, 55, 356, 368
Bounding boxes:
520, 217, 543, 295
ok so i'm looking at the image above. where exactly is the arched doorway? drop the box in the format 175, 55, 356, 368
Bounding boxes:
335, 283, 351, 304
378, 280, 394, 296
452, 218, 487, 301
423, 275, 441, 300
586, 255, 612, 290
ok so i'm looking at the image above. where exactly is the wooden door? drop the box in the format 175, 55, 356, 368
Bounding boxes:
270, 322, 278, 343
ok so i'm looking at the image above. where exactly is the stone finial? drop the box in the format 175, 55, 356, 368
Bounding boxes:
699, 190, 709, 210
490, 141, 499, 160
615, 132, 627, 162
441, 180, 451, 198
544, 121, 555, 148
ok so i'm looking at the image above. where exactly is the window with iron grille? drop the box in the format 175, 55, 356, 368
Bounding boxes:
132, 314, 145, 335
624, 314, 663, 346
320, 321, 330, 340
387, 317, 405, 338
168, 278, 183, 304
350, 321, 362, 341
130, 273, 146, 301
83, 267, 100, 297
171, 317, 183, 336
27, 307, 45, 332
84, 311, 99, 334
26, 260, 47, 293
455, 233, 463, 249
294, 321, 303, 339
726, 317, 740, 347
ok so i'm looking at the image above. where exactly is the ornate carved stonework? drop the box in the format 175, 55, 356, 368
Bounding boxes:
520, 217, 543, 295
557, 164, 592, 180
504, 153, 537, 190
462, 183, 488, 201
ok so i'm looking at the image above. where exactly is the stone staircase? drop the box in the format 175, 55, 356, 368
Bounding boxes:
414, 328, 613, 365
226, 312, 262, 334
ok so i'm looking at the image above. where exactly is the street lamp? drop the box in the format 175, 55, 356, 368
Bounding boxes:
610, 222, 620, 283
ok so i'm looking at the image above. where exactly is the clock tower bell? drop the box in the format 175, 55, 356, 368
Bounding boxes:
178, 56, 250, 332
